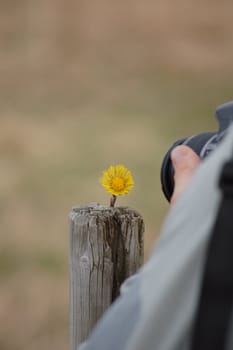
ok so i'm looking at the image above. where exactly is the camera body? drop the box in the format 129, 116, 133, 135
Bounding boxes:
161, 101, 233, 201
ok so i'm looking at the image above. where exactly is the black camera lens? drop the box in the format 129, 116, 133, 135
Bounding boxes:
160, 101, 233, 202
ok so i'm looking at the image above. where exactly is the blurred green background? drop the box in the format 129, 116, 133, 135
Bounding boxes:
1, 1, 233, 349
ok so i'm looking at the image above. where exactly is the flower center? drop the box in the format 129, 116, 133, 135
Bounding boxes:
111, 177, 125, 191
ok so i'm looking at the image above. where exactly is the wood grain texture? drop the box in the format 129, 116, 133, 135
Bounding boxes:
69, 203, 144, 350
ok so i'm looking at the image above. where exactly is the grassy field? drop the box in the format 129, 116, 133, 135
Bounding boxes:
1, 1, 233, 349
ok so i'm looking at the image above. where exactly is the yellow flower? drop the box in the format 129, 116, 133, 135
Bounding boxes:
101, 165, 134, 197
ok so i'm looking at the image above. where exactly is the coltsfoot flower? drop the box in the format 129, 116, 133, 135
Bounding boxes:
100, 165, 134, 207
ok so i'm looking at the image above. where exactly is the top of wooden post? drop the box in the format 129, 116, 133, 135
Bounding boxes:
70, 202, 143, 220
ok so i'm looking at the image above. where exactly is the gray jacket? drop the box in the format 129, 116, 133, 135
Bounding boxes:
80, 126, 233, 350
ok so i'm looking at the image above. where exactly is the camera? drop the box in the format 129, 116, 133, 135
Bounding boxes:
161, 101, 233, 201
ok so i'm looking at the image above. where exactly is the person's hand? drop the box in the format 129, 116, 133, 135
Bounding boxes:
170, 145, 201, 206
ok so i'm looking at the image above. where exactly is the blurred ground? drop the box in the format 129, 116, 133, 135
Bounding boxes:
1, 1, 233, 349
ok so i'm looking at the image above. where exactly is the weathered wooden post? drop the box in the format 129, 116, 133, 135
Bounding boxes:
69, 203, 144, 350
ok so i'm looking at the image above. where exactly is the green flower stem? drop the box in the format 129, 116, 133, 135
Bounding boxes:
110, 195, 117, 207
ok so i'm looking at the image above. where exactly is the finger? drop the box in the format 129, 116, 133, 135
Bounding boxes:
170, 145, 201, 206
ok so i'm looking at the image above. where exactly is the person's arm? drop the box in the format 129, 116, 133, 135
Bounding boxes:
80, 127, 233, 350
